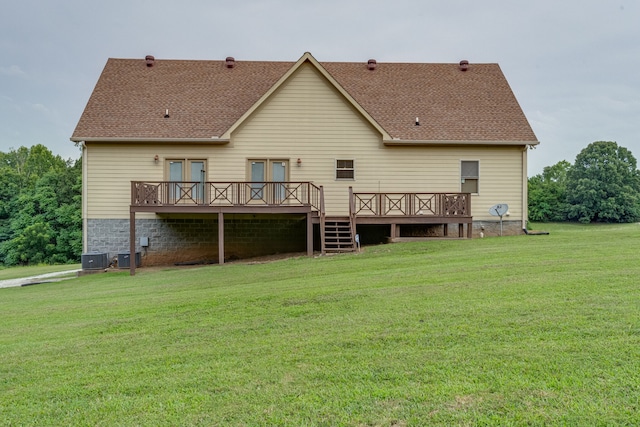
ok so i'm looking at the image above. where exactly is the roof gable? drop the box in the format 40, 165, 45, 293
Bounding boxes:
221, 52, 390, 140
71, 53, 538, 145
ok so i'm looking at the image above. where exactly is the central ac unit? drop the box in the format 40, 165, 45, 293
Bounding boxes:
81, 252, 109, 270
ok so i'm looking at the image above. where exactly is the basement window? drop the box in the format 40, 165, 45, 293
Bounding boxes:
336, 159, 355, 180
461, 160, 479, 193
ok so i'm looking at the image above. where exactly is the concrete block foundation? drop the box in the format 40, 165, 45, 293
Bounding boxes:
86, 214, 307, 266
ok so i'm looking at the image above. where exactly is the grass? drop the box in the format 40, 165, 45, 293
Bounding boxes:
1, 223, 639, 426
0, 263, 81, 281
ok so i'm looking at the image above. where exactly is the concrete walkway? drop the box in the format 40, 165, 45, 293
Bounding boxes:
0, 270, 81, 289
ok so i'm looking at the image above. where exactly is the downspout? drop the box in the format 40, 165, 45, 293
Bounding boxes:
522, 145, 528, 232
81, 142, 88, 253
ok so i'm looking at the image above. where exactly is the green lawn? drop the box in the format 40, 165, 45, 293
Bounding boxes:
1, 223, 639, 426
0, 263, 81, 281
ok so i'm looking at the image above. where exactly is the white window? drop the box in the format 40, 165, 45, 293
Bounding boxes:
336, 159, 355, 180
461, 160, 479, 193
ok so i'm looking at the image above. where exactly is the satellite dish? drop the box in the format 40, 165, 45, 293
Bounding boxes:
489, 204, 509, 217
489, 204, 509, 236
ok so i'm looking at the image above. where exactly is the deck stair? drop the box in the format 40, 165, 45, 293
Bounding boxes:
323, 216, 355, 253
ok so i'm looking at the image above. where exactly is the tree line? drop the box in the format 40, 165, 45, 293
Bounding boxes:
0, 145, 81, 266
529, 141, 640, 224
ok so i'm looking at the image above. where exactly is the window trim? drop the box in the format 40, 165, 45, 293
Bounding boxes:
246, 159, 290, 182
164, 158, 208, 182
460, 160, 479, 194
246, 159, 290, 202
164, 158, 208, 203
335, 159, 355, 181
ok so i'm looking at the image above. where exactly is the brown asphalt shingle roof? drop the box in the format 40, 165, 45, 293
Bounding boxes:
71, 54, 538, 143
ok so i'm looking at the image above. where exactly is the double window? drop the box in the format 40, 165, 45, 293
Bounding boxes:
461, 160, 479, 194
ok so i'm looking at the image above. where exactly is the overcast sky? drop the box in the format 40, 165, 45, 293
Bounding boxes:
1, 0, 638, 175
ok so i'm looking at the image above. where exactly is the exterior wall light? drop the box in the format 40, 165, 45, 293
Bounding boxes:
297, 158, 302, 167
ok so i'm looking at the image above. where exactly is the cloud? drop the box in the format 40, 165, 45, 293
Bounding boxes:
2, 0, 640, 170
0, 65, 25, 77
30, 103, 51, 114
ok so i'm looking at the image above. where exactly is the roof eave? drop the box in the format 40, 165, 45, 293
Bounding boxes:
70, 136, 230, 144
383, 139, 540, 146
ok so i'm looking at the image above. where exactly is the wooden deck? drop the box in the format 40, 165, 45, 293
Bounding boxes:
129, 181, 322, 275
348, 189, 472, 240
128, 181, 472, 275
131, 181, 322, 213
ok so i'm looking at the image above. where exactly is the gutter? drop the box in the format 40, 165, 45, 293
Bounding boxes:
383, 139, 540, 146
69, 137, 230, 144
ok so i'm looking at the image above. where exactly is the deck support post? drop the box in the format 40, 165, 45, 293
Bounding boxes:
306, 212, 313, 257
444, 224, 449, 237
467, 222, 473, 238
129, 211, 136, 276
390, 224, 399, 239
218, 212, 225, 265
458, 223, 464, 238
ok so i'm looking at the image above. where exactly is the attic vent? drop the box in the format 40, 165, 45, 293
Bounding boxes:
367, 59, 377, 70
145, 55, 155, 67
459, 60, 469, 71
225, 57, 235, 68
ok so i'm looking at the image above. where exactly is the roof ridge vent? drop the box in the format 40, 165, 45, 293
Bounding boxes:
145, 55, 155, 67
367, 59, 377, 70
459, 60, 469, 71
225, 57, 235, 68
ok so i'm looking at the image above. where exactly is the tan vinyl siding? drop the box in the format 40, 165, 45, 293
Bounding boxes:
85, 62, 526, 221
228, 63, 381, 215
85, 144, 214, 219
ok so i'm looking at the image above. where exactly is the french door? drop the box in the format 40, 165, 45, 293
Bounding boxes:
249, 159, 288, 203
168, 159, 206, 203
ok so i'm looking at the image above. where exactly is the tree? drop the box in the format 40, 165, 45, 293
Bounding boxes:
2, 222, 56, 265
528, 160, 571, 222
566, 141, 640, 223
0, 146, 82, 266
0, 144, 67, 189
0, 167, 20, 241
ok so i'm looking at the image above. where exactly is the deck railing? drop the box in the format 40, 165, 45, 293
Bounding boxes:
351, 191, 471, 217
132, 182, 468, 219
132, 181, 323, 211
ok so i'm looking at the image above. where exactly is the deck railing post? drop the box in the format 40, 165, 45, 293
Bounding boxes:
351, 187, 356, 217
466, 193, 471, 215
320, 185, 326, 255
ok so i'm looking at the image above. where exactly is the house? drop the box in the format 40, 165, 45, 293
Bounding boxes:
71, 52, 538, 274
